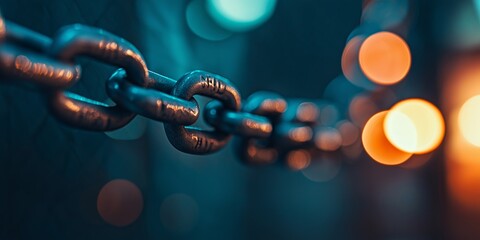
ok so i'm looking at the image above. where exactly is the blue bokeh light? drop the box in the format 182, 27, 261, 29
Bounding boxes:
206, 0, 277, 32
186, 0, 232, 41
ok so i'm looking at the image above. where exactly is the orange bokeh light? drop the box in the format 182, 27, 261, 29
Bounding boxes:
337, 120, 360, 146
97, 179, 143, 227
286, 149, 311, 171
362, 111, 412, 165
384, 99, 445, 154
359, 32, 411, 85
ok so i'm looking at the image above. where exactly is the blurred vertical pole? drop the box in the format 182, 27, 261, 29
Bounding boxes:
438, 0, 480, 238
416, 0, 447, 238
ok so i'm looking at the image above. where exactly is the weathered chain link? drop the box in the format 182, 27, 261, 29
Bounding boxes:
0, 14, 359, 166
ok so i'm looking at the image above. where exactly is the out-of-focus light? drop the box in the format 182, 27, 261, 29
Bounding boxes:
105, 116, 148, 140
314, 127, 343, 151
349, 94, 379, 127
302, 158, 341, 183
186, 0, 232, 41
475, 0, 480, 21
362, 0, 409, 29
362, 111, 412, 165
160, 193, 199, 234
384, 99, 445, 154
445, 0, 480, 50
342, 36, 377, 90
323, 76, 363, 110
287, 126, 313, 143
459, 95, 480, 147
359, 32, 411, 85
319, 104, 339, 126
283, 100, 319, 123
448, 165, 480, 212
97, 179, 143, 227
400, 153, 433, 169
297, 102, 320, 123
246, 143, 277, 165
383, 110, 418, 152
347, 25, 382, 43
336, 120, 360, 146
206, 0, 277, 32
286, 149, 311, 171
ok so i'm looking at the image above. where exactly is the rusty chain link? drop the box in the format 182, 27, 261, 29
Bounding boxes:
0, 14, 361, 168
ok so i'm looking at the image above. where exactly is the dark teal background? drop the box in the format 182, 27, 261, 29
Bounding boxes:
0, 0, 448, 239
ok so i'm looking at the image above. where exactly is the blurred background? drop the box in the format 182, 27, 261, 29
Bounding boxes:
1, 0, 480, 239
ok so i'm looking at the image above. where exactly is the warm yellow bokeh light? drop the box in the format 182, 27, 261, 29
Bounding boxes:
459, 95, 480, 147
384, 99, 445, 154
359, 32, 411, 85
362, 111, 412, 165
383, 110, 418, 152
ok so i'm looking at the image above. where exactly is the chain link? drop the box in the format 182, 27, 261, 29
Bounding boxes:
0, 14, 360, 166
107, 69, 199, 125
0, 21, 80, 89
164, 70, 242, 154
235, 91, 287, 165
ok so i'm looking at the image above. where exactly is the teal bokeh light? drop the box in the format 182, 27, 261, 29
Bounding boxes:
206, 0, 277, 32
186, 0, 232, 41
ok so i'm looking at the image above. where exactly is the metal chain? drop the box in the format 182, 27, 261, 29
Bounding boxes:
0, 14, 360, 167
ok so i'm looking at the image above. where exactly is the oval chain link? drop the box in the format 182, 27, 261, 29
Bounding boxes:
0, 21, 80, 89
164, 70, 241, 154
106, 69, 200, 125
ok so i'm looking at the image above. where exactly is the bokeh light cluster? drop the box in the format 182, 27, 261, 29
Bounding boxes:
325, 0, 447, 168
271, 97, 364, 183
362, 99, 444, 166
319, 0, 430, 175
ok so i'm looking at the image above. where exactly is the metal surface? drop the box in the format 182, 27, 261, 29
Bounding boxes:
164, 70, 241, 154
107, 69, 199, 125
47, 24, 149, 131
236, 92, 287, 165
47, 90, 136, 131
0, 43, 80, 88
5, 21, 52, 52
49, 24, 148, 86
0, 22, 79, 88
204, 100, 272, 138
